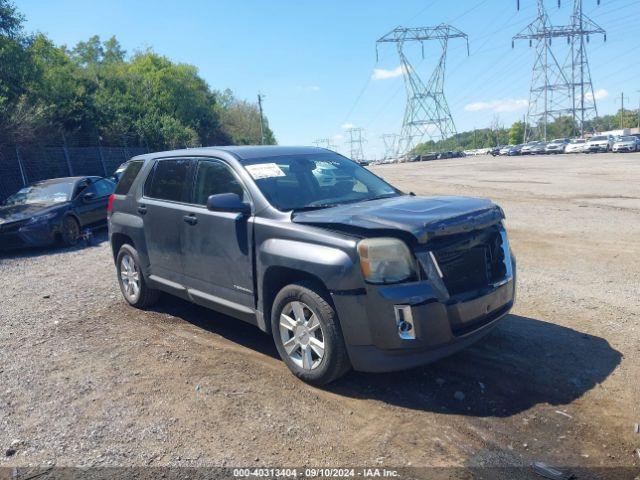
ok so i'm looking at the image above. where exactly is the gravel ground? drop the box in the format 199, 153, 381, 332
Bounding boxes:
1, 153, 639, 477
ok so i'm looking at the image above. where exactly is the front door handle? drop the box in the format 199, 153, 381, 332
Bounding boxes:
137, 205, 147, 215
183, 214, 198, 225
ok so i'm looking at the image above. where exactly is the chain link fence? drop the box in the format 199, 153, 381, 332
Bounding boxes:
0, 145, 148, 203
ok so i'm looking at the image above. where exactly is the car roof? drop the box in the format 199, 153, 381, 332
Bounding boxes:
130, 145, 331, 163
31, 176, 98, 186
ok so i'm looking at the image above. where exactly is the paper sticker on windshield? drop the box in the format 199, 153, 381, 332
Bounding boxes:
245, 163, 286, 180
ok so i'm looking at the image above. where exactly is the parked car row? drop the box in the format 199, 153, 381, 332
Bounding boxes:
490, 134, 640, 156
410, 150, 466, 162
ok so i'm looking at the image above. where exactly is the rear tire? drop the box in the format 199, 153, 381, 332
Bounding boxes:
271, 282, 351, 385
116, 244, 160, 308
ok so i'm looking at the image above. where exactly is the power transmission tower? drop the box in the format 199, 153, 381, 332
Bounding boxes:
381, 133, 400, 159
345, 127, 366, 162
513, 0, 605, 140
568, 0, 606, 136
312, 138, 337, 151
376, 25, 469, 158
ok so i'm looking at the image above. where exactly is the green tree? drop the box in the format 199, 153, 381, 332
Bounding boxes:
508, 121, 524, 145
545, 116, 576, 138
1, 2, 275, 149
218, 89, 276, 145
0, 0, 23, 38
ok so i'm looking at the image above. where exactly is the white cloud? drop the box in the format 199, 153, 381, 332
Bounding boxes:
342, 123, 355, 129
464, 99, 529, 113
585, 88, 608, 101
371, 65, 407, 80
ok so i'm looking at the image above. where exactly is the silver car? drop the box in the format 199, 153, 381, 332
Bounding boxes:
612, 136, 638, 153
520, 141, 539, 155
545, 138, 570, 154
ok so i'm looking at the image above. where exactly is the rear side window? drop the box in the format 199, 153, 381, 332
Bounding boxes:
145, 159, 191, 202
114, 161, 144, 195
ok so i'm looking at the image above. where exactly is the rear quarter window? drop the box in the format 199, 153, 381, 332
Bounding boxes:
144, 159, 191, 202
114, 160, 144, 195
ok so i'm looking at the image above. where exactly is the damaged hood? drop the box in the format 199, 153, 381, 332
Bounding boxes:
0, 203, 65, 225
292, 195, 504, 243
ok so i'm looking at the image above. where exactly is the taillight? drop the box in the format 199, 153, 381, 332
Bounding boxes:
107, 194, 115, 214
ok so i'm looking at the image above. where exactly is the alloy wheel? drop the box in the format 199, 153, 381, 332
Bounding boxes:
120, 253, 140, 301
279, 301, 325, 370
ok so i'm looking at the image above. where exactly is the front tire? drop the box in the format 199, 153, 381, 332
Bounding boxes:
116, 244, 160, 308
271, 282, 351, 385
60, 216, 80, 246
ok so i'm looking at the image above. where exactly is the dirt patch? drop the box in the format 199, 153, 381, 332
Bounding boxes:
1, 153, 639, 474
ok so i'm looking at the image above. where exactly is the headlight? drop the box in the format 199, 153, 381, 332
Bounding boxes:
357, 237, 416, 284
27, 212, 58, 225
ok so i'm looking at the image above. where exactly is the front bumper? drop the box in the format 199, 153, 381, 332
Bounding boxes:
613, 145, 635, 152
332, 229, 516, 373
589, 145, 608, 152
0, 221, 58, 250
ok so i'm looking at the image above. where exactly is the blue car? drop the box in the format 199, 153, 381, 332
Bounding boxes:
0, 176, 115, 250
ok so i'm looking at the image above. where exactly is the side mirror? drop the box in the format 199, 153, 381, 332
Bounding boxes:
206, 193, 250, 214
82, 192, 96, 202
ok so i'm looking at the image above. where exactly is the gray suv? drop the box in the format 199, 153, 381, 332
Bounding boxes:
108, 146, 516, 385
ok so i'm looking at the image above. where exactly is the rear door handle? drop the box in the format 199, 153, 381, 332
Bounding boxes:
137, 205, 147, 215
183, 214, 198, 225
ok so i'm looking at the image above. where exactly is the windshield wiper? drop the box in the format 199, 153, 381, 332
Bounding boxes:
292, 203, 341, 212
358, 193, 400, 203
292, 193, 402, 212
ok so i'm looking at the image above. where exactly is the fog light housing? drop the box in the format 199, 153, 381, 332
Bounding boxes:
394, 305, 416, 340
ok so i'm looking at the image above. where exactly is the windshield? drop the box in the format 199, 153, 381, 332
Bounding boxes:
618, 136, 635, 142
591, 136, 607, 141
4, 181, 73, 206
242, 153, 400, 211
570, 139, 585, 144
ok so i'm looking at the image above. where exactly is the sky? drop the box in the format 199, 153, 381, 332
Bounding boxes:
18, 0, 640, 158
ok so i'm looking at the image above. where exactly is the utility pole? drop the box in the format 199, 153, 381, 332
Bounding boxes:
376, 25, 469, 158
15, 146, 27, 187
257, 93, 266, 145
620, 92, 624, 129
513, 0, 605, 140
60, 130, 74, 176
345, 127, 366, 162
637, 90, 640, 130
